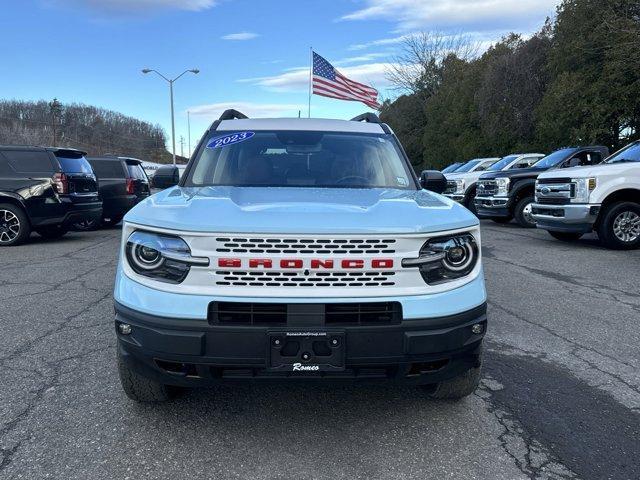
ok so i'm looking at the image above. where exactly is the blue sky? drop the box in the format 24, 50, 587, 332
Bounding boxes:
1, 0, 560, 156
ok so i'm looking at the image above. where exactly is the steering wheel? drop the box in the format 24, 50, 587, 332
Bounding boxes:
335, 175, 370, 185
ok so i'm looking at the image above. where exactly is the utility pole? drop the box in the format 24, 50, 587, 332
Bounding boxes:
49, 98, 62, 147
142, 68, 199, 165
179, 136, 185, 158
187, 111, 191, 158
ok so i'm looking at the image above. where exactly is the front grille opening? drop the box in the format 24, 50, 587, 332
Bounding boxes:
155, 360, 199, 377
215, 237, 396, 255
209, 302, 402, 326
407, 360, 449, 376
214, 270, 396, 288
325, 302, 402, 326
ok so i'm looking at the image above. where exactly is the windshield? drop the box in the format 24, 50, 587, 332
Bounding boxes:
185, 130, 416, 189
532, 148, 577, 169
606, 142, 640, 164
487, 155, 519, 171
56, 156, 93, 174
454, 160, 480, 173
441, 163, 461, 173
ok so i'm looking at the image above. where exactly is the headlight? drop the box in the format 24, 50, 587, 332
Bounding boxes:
495, 177, 510, 196
125, 230, 209, 283
572, 178, 596, 203
402, 233, 479, 284
455, 179, 465, 194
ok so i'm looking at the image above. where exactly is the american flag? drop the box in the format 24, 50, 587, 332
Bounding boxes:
312, 52, 381, 110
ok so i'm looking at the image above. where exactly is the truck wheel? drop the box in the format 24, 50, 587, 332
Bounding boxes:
36, 225, 69, 239
491, 217, 512, 224
464, 196, 477, 216
596, 201, 640, 250
0, 203, 31, 246
548, 231, 583, 242
514, 196, 536, 228
117, 351, 171, 402
425, 366, 482, 400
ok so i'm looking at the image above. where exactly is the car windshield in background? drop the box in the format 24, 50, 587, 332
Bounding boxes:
454, 160, 480, 173
532, 148, 577, 169
441, 163, 461, 173
186, 131, 416, 189
57, 156, 93, 174
487, 155, 519, 171
606, 142, 640, 164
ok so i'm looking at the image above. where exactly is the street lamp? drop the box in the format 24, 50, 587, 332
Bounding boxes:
142, 68, 199, 165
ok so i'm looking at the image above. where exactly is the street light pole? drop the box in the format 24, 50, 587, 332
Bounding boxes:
142, 67, 199, 166
187, 110, 191, 158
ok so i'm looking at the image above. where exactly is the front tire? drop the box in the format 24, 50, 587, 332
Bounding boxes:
117, 351, 171, 402
424, 366, 482, 400
514, 196, 536, 228
0, 203, 31, 246
596, 201, 640, 250
548, 231, 583, 242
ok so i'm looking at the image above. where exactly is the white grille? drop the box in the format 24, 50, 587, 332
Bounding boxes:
215, 237, 396, 255
215, 270, 396, 287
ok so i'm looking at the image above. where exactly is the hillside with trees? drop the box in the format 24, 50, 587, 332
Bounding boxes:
0, 99, 174, 163
380, 0, 640, 171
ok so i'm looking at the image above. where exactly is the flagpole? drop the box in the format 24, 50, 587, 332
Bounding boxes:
308, 46, 313, 118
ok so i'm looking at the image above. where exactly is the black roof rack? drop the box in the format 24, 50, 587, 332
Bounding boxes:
350, 112, 381, 123
219, 109, 248, 121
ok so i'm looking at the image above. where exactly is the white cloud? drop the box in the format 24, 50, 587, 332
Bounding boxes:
341, 0, 560, 32
334, 52, 390, 65
221, 32, 260, 41
240, 62, 395, 93
348, 34, 413, 51
50, 0, 217, 13
187, 102, 304, 119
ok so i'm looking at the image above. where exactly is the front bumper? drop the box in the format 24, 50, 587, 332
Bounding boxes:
444, 193, 465, 203
531, 203, 600, 233
116, 301, 486, 386
474, 196, 511, 218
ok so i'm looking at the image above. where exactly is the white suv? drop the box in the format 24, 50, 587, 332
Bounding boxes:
532, 140, 640, 249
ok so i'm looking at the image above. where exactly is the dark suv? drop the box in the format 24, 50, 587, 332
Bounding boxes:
75, 156, 150, 229
475, 146, 609, 227
0, 146, 102, 246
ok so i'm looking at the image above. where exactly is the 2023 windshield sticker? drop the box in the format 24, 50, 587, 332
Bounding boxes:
206, 132, 255, 149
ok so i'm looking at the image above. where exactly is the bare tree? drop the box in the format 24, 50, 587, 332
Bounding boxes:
386, 32, 479, 97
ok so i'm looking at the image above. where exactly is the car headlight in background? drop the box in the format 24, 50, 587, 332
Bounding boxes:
572, 177, 597, 203
495, 177, 510, 196
126, 230, 209, 283
455, 179, 465, 194
402, 233, 479, 284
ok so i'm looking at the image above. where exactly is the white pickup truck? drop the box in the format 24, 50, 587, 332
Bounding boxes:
532, 140, 640, 249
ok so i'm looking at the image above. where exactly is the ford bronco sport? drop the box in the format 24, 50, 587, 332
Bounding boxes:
114, 110, 487, 402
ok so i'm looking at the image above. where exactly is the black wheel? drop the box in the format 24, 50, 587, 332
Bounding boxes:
491, 217, 513, 224
73, 218, 100, 231
514, 196, 536, 228
36, 225, 69, 239
102, 216, 123, 228
548, 231, 583, 242
117, 350, 171, 402
464, 191, 477, 216
0, 203, 31, 246
596, 201, 640, 250
423, 366, 482, 400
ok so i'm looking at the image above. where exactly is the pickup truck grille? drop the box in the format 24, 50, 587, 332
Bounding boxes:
535, 180, 575, 205
443, 180, 457, 195
215, 270, 396, 287
215, 237, 396, 255
476, 180, 497, 196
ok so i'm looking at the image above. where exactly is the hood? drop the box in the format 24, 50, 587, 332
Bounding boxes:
537, 162, 638, 179
446, 171, 485, 182
125, 186, 478, 234
479, 166, 547, 180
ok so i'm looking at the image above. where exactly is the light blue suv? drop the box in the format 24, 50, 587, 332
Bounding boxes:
114, 110, 487, 402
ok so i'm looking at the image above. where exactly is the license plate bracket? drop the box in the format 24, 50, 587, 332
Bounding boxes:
268, 331, 345, 372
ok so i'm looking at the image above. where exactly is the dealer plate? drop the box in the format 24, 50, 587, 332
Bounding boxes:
267, 331, 345, 372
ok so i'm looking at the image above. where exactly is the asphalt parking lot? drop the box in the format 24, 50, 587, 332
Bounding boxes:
0, 222, 639, 480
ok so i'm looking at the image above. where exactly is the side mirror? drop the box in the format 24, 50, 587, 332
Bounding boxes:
151, 165, 180, 189
419, 170, 447, 193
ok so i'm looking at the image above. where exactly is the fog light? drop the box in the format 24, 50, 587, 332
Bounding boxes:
118, 323, 132, 335
471, 323, 484, 335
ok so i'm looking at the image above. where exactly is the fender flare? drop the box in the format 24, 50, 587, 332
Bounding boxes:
511, 179, 536, 200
